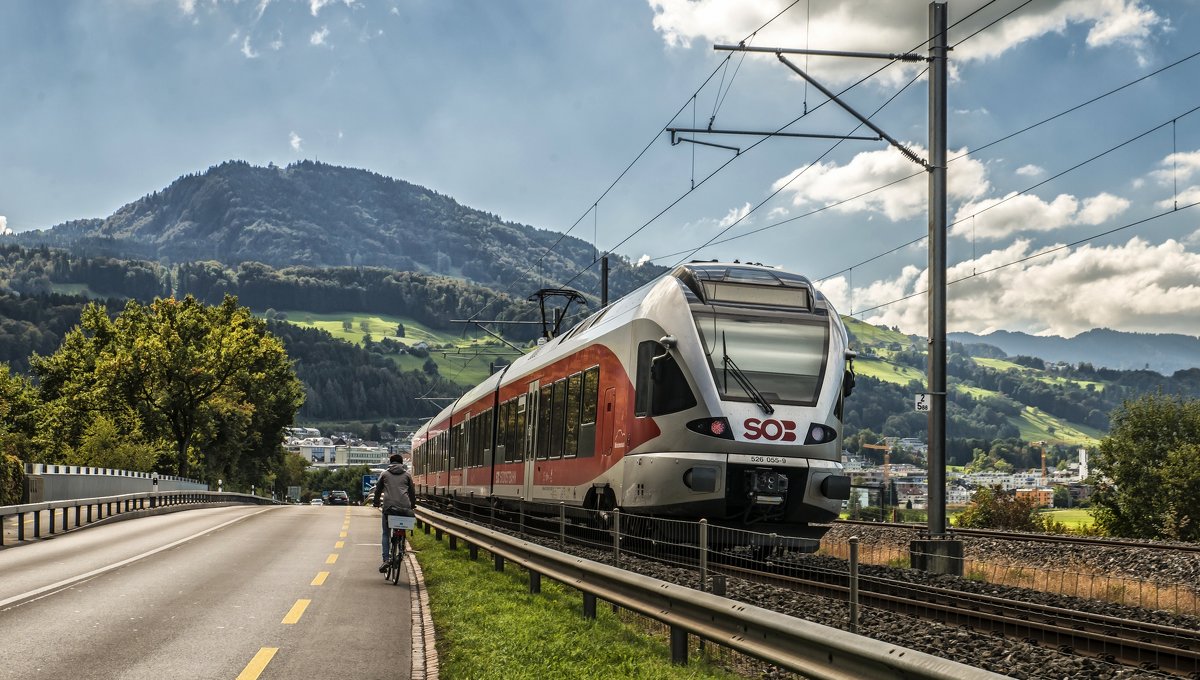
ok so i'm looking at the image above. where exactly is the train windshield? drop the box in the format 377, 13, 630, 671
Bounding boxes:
694, 314, 828, 406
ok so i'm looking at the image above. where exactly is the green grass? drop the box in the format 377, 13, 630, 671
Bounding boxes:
971, 356, 1027, 372
49, 283, 96, 297
1039, 508, 1096, 529
1011, 405, 1102, 446
411, 530, 737, 680
275, 310, 512, 385
843, 317, 913, 347
854, 358, 924, 386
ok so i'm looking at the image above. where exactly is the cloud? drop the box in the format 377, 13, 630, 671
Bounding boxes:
289, 131, 303, 151
647, 1, 1164, 86
255, 0, 272, 20
636, 254, 652, 267
310, 26, 330, 46
0, 216, 10, 236
825, 236, 1200, 336
951, 191, 1129, 239
311, 0, 355, 17
179, 0, 197, 15
1015, 164, 1045, 177
718, 202, 752, 229
771, 145, 989, 222
269, 31, 284, 51
241, 36, 259, 59
1150, 150, 1200, 185
1156, 185, 1200, 211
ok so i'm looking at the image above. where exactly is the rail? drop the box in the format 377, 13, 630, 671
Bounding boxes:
834, 519, 1200, 553
0, 491, 276, 546
415, 506, 1005, 680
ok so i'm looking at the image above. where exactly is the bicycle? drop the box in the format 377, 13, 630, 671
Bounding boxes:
385, 510, 415, 585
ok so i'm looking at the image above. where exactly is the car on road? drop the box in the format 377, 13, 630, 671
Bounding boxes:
327, 490, 350, 506
310, 499, 323, 506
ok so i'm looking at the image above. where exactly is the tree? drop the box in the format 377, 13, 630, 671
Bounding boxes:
395, 323, 405, 338
1091, 393, 1200, 541
955, 485, 1043, 531
31, 295, 305, 484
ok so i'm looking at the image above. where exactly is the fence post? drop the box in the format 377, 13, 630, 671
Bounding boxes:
699, 519, 708, 591
559, 502, 566, 548
612, 508, 621, 564
849, 536, 860, 634
670, 626, 689, 666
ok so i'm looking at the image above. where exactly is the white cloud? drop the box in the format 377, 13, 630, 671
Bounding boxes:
310, 26, 330, 46
255, 0, 272, 20
771, 145, 988, 222
269, 31, 284, 51
718, 202, 752, 229
648, 1, 1164, 86
0, 216, 10, 236
289, 131, 303, 151
636, 254, 652, 267
1015, 164, 1045, 177
179, 0, 197, 15
311, 0, 355, 17
241, 36, 259, 59
827, 236, 1200, 336
1156, 185, 1200, 211
950, 191, 1129, 240
1151, 150, 1200, 185
767, 206, 788, 220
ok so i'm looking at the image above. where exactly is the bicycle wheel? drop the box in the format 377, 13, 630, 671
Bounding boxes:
390, 531, 403, 585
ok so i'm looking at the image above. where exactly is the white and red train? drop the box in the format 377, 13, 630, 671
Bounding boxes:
411, 261, 854, 541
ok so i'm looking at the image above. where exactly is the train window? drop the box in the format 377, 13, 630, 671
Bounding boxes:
516, 397, 527, 461
550, 379, 567, 458
564, 372, 582, 457
636, 341, 697, 417
578, 366, 599, 457
537, 385, 552, 460
694, 314, 828, 406
581, 366, 599, 424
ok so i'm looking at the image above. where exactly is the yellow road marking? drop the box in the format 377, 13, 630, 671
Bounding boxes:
339, 531, 347, 538
334, 541, 344, 549
326, 553, 338, 564
311, 571, 329, 586
281, 599, 311, 624
236, 647, 278, 680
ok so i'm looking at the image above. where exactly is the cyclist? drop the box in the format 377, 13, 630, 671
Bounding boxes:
372, 453, 417, 573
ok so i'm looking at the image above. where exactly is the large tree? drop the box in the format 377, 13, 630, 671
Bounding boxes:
31, 295, 304, 483
1091, 393, 1200, 541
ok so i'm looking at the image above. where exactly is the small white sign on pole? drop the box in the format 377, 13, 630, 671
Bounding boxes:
914, 393, 930, 413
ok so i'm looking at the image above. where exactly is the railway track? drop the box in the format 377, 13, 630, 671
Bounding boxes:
727, 558, 1200, 677
833, 519, 1200, 553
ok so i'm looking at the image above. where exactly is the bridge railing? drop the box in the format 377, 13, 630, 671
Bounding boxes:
0, 491, 275, 546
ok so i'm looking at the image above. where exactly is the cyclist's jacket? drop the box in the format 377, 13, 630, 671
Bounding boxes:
373, 463, 416, 512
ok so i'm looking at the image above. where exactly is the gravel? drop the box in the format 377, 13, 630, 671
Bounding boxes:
485, 520, 1200, 679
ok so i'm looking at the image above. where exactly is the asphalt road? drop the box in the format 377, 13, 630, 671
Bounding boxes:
0, 504, 414, 679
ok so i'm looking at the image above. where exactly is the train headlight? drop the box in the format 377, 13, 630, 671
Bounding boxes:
804, 423, 838, 445
686, 417, 735, 440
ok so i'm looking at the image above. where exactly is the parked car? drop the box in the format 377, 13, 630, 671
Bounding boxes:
327, 490, 350, 506
310, 499, 323, 506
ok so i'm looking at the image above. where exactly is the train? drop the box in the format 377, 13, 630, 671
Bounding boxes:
410, 261, 855, 546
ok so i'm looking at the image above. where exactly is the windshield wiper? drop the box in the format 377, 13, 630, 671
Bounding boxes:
722, 332, 774, 415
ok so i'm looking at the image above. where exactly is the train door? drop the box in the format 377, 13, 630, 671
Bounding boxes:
522, 383, 537, 501
600, 386, 616, 458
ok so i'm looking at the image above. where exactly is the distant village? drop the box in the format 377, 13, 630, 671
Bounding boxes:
843, 437, 1092, 511
283, 427, 409, 469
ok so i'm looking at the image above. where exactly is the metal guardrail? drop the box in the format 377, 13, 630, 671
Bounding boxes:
0, 491, 275, 546
416, 506, 1007, 680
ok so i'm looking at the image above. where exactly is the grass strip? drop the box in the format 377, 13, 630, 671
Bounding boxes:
410, 529, 739, 680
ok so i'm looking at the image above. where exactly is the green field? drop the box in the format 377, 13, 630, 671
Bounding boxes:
276, 310, 515, 386
1011, 405, 1102, 446
971, 356, 1027, 372
1039, 508, 1095, 529
854, 358, 924, 386
843, 316, 913, 347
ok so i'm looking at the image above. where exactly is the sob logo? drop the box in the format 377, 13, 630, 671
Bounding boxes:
743, 418, 798, 442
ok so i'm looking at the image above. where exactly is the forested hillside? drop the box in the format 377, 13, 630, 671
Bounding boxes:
9, 160, 665, 298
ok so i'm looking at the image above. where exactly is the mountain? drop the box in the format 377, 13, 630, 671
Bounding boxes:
948, 329, 1200, 374
9, 160, 663, 299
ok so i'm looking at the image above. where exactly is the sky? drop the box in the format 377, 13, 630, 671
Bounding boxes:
2, 0, 1200, 339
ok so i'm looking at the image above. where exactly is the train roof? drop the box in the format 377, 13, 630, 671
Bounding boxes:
416, 261, 836, 436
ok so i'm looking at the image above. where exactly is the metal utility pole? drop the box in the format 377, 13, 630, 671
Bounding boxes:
926, 1, 949, 540
601, 255, 609, 307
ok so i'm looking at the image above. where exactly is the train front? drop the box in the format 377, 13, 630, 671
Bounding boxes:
626, 262, 854, 542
